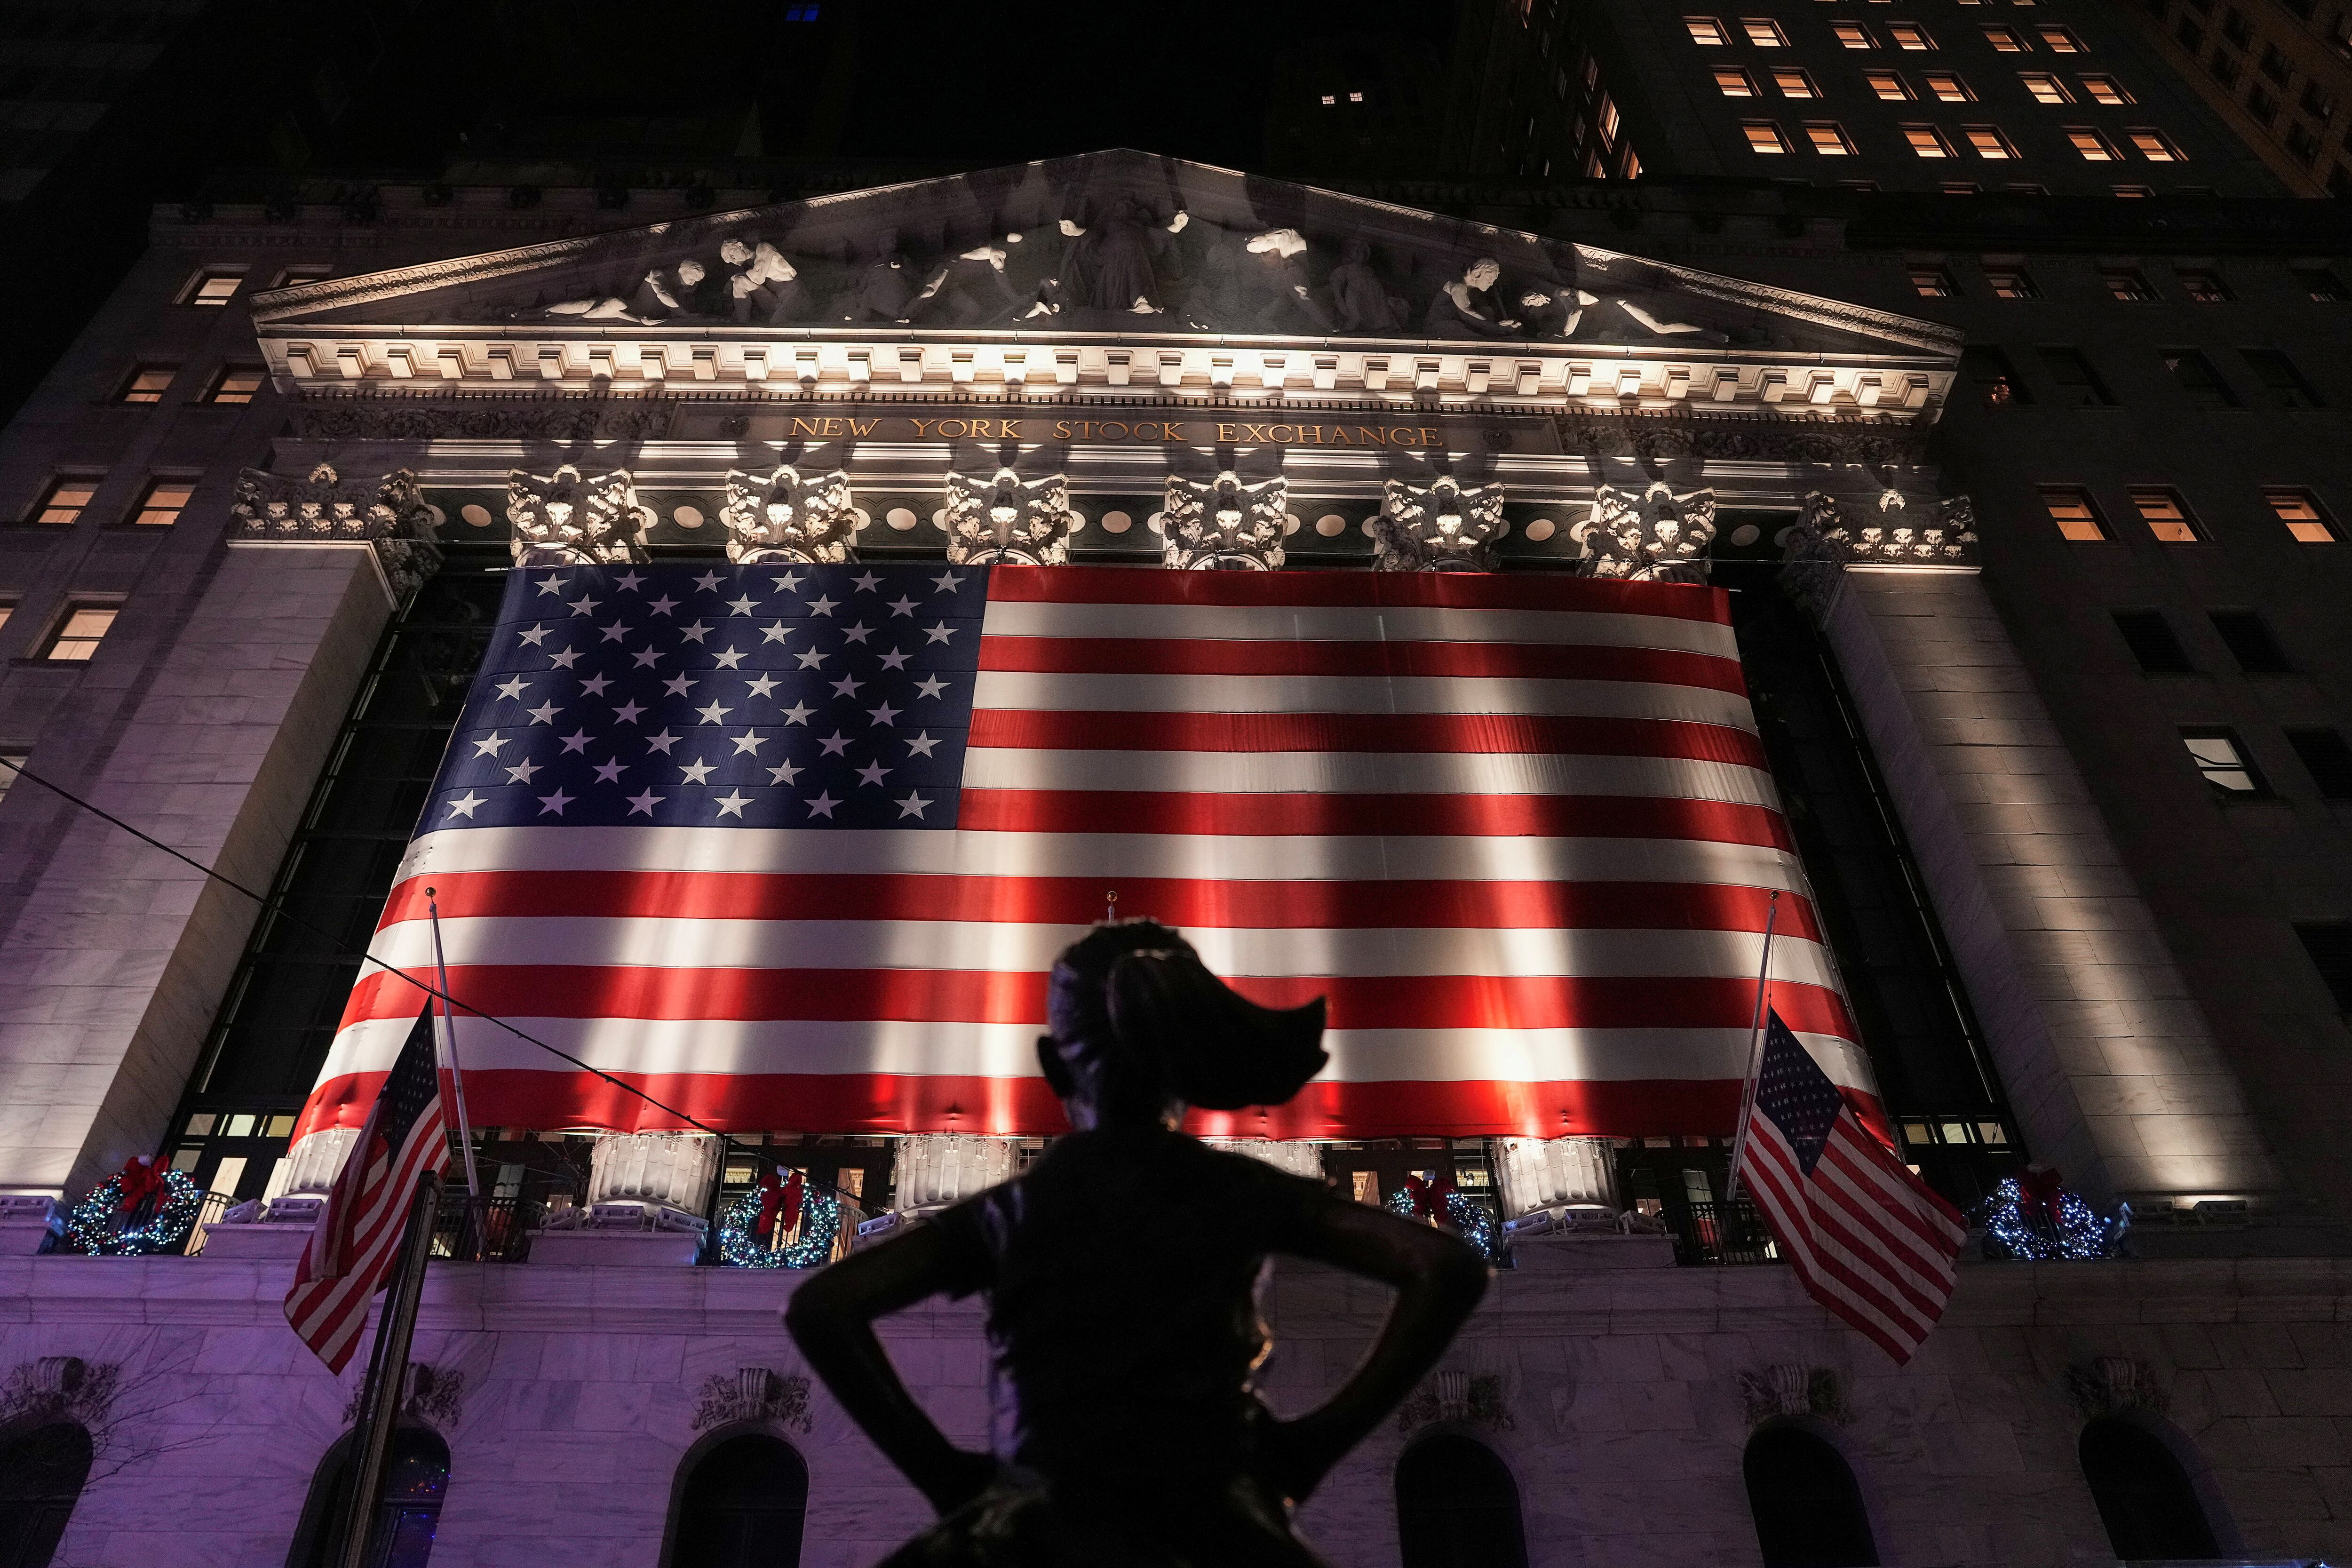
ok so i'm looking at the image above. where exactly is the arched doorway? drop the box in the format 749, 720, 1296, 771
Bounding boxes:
665, 1432, 809, 1568
1394, 1432, 1528, 1568
0, 1422, 93, 1568
1743, 1424, 1879, 1567
2079, 1417, 2222, 1561
285, 1427, 450, 1568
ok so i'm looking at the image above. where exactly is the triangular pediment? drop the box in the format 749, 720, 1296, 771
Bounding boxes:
253, 149, 1955, 359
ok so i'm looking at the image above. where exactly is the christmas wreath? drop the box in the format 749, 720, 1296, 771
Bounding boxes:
718, 1168, 840, 1269
64, 1156, 206, 1257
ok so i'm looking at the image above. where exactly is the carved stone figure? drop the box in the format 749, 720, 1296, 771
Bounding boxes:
506, 465, 650, 568
908, 244, 1021, 326
720, 466, 867, 564
938, 469, 1082, 566
1422, 257, 1521, 339
1060, 200, 1188, 314
1374, 476, 1507, 572
1327, 239, 1403, 334
231, 463, 443, 599
722, 237, 809, 324
1232, 228, 1334, 333
1572, 482, 1717, 583
834, 253, 917, 323
786, 920, 1489, 1568
630, 268, 684, 320
1787, 489, 1978, 572
1516, 286, 1599, 340
1156, 472, 1292, 570
1614, 295, 1730, 345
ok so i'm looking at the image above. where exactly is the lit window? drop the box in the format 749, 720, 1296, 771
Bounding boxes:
2126, 127, 2183, 160
1908, 264, 1959, 296
1598, 94, 1621, 143
1866, 70, 1912, 99
1904, 124, 1955, 156
30, 478, 99, 525
183, 271, 241, 306
1962, 125, 2015, 157
2042, 486, 2110, 540
2294, 266, 2348, 302
2112, 183, 2155, 197
2242, 348, 2324, 408
2041, 346, 2115, 404
118, 366, 174, 404
132, 479, 196, 527
2079, 73, 2133, 103
1715, 65, 1758, 95
2264, 487, 2340, 542
2102, 269, 2156, 301
2020, 72, 2071, 102
2067, 126, 2120, 160
2128, 486, 2204, 541
2037, 24, 2085, 50
1320, 93, 1337, 105
1984, 24, 2029, 49
269, 264, 332, 288
1924, 71, 1975, 100
1686, 16, 1729, 43
1986, 266, 2038, 296
2209, 609, 2292, 672
2177, 269, 2231, 302
1889, 21, 1935, 47
1350, 91, 1366, 103
43, 606, 116, 663
204, 365, 265, 405
1743, 16, 1789, 44
1745, 121, 1793, 152
1622, 146, 1643, 177
1833, 20, 1875, 45
1806, 121, 1858, 153
2180, 730, 2265, 796
1772, 67, 1820, 96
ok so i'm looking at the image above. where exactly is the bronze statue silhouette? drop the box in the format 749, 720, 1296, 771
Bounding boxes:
786, 920, 1490, 1567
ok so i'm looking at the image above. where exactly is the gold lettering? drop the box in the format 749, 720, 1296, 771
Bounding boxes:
1102, 421, 1129, 440
937, 418, 968, 438
1216, 424, 1239, 443
846, 417, 879, 437
1298, 425, 1323, 445
909, 417, 932, 438
1054, 420, 1073, 440
1328, 426, 1354, 446
1237, 424, 1266, 443
790, 417, 821, 438
819, 418, 845, 437
1357, 426, 1386, 446
1421, 427, 1443, 446
1159, 422, 1186, 442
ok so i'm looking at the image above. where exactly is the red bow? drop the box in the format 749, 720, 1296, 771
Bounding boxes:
2020, 1166, 2066, 1226
1401, 1171, 1455, 1223
115, 1156, 165, 1217
755, 1169, 805, 1242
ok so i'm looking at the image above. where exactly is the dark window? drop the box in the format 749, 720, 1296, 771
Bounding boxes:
2079, 1420, 2223, 1560
2164, 349, 2241, 407
2241, 347, 2325, 406
2177, 268, 2233, 301
2303, 82, 2336, 121
2222, 8, 2256, 45
2177, 16, 2205, 48
2102, 269, 2157, 301
0, 1421, 93, 1568
1397, 1434, 1529, 1568
1745, 1425, 1878, 1567
2286, 729, 2352, 797
2039, 346, 2115, 405
2209, 609, 2292, 670
2112, 610, 2196, 671
2042, 486, 2111, 540
2260, 41, 2292, 80
2295, 266, 2349, 302
2209, 46, 2241, 83
667, 1433, 809, 1568
288, 1427, 450, 1568
2249, 83, 2282, 123
2303, 923, 2352, 1011
2180, 727, 2267, 795
2287, 120, 2323, 161
1962, 345, 2028, 404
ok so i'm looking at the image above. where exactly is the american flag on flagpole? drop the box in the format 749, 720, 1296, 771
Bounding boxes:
295, 563, 1877, 1143
285, 1006, 450, 1373
1735, 1008, 1965, 1363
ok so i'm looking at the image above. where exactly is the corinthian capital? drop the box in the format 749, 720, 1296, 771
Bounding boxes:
938, 468, 1081, 565
1155, 471, 1291, 570
1372, 476, 1505, 572
505, 465, 649, 568
720, 466, 866, 564
1572, 483, 1716, 583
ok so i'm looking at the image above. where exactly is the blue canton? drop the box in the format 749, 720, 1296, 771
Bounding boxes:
1752, 1010, 1844, 1176
425, 564, 987, 831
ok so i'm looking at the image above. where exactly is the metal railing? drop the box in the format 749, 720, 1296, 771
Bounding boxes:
1661, 1199, 1780, 1266
431, 1193, 545, 1262
179, 1190, 239, 1257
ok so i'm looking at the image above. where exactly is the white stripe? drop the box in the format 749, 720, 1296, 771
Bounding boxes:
979, 600, 1741, 657
971, 670, 1756, 729
1745, 1130, 1927, 1351
318, 1015, 1879, 1090
393, 826, 1806, 887
960, 749, 1781, 805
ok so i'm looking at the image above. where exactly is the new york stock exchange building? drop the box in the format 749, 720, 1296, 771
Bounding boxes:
1, 146, 2351, 1568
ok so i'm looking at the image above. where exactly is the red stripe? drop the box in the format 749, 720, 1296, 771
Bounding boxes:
1745, 1122, 1947, 1358
1743, 1135, 1924, 1361
381, 871, 1823, 942
297, 1069, 1883, 1143
987, 564, 1732, 622
956, 790, 1796, 848
968, 709, 1766, 767
341, 965, 1859, 1037
977, 636, 1749, 694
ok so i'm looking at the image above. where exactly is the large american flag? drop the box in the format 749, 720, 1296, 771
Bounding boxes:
296, 562, 1877, 1142
1736, 1009, 1965, 1363
286, 1005, 449, 1373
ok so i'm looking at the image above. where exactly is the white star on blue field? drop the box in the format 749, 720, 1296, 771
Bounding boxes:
427, 564, 986, 831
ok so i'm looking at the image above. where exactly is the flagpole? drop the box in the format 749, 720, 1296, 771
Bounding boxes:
424, 889, 483, 1251
334, 1170, 440, 1568
1723, 891, 1781, 1204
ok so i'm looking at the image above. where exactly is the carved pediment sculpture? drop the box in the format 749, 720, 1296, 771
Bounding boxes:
1154, 471, 1293, 570
1373, 476, 1507, 573
1788, 488, 1979, 572
719, 466, 866, 564
506, 465, 650, 568
231, 463, 443, 598
938, 469, 1082, 566
1573, 482, 1717, 584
